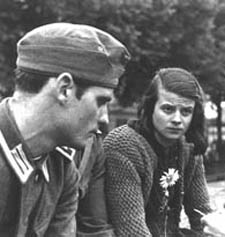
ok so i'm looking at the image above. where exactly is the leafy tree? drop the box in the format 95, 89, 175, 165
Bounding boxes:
0, 0, 219, 104
50, 0, 217, 106
201, 2, 225, 160
0, 0, 59, 97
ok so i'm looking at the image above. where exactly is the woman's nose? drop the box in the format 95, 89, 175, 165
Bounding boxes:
172, 111, 182, 125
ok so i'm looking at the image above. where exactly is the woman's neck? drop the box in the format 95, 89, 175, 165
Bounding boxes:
154, 130, 177, 148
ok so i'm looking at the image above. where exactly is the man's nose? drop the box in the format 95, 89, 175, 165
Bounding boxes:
98, 105, 109, 124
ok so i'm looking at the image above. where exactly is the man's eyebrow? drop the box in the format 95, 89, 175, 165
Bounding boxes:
97, 95, 112, 103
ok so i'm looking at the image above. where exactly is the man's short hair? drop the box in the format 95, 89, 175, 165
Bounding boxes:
14, 69, 89, 99
14, 69, 49, 93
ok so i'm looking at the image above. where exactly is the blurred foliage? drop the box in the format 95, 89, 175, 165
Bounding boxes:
0, 0, 60, 96
0, 0, 225, 107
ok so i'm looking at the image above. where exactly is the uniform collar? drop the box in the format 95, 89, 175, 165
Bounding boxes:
0, 130, 76, 183
0, 98, 76, 184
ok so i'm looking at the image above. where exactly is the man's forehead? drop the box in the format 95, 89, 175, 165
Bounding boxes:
85, 86, 113, 98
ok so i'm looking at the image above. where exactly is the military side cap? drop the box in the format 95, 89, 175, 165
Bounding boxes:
16, 22, 131, 88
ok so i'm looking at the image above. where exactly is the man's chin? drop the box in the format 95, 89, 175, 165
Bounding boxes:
74, 137, 93, 149
69, 134, 95, 150
68, 140, 85, 150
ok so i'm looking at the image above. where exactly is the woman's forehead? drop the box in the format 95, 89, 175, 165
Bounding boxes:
157, 87, 195, 106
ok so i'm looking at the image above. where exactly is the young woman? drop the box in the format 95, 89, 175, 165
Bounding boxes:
104, 68, 212, 237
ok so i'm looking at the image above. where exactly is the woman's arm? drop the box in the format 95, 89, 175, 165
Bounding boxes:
105, 150, 152, 237
183, 155, 212, 233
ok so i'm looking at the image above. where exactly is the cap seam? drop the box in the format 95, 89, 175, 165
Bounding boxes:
18, 45, 123, 55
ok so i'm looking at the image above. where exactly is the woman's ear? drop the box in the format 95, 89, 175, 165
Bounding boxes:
56, 72, 74, 103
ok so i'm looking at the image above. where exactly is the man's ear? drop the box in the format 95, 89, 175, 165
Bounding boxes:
56, 72, 75, 103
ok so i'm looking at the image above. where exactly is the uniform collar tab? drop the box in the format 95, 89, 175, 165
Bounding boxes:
0, 130, 50, 183
55, 146, 76, 161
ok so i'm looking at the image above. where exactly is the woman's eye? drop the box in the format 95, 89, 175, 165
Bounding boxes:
181, 108, 193, 116
161, 105, 174, 114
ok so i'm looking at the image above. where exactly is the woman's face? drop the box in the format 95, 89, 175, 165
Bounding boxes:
152, 86, 195, 146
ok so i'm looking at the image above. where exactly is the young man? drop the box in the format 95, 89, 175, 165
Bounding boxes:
0, 22, 130, 236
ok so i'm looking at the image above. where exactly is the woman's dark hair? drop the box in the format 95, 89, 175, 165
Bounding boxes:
14, 68, 89, 99
137, 67, 207, 155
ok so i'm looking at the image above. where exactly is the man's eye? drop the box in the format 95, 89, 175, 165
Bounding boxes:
97, 98, 106, 107
97, 99, 104, 107
96, 96, 111, 107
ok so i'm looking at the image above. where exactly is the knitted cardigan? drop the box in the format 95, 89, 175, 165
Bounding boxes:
104, 125, 211, 237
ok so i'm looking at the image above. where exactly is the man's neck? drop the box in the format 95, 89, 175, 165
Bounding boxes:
8, 95, 56, 158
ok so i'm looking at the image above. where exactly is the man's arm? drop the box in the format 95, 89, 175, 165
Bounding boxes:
76, 135, 115, 237
45, 160, 79, 237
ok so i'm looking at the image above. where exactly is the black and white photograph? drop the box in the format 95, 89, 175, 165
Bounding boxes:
0, 0, 225, 236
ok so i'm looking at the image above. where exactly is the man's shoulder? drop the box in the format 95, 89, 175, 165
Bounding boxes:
49, 147, 77, 173
54, 146, 76, 162
48, 148, 79, 185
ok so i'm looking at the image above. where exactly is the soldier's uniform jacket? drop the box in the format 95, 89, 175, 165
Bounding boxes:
0, 98, 79, 237
75, 135, 115, 237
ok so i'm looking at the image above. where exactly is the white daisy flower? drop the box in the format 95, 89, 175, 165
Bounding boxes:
160, 168, 179, 190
